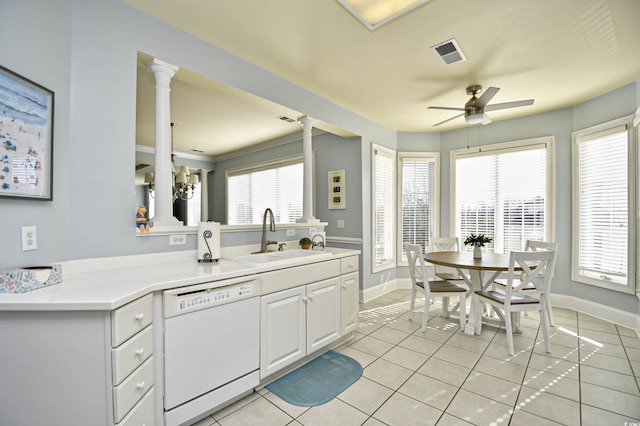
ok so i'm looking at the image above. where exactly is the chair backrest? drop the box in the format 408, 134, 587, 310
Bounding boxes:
504, 250, 556, 301
428, 237, 460, 253
405, 243, 430, 288
524, 240, 558, 278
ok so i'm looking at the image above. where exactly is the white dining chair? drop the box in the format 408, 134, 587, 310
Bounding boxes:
405, 243, 467, 332
428, 237, 469, 282
493, 240, 558, 326
474, 250, 556, 355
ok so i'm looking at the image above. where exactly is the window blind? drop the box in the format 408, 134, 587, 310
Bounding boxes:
455, 144, 547, 254
227, 160, 303, 225
400, 156, 435, 261
373, 147, 395, 267
576, 126, 628, 285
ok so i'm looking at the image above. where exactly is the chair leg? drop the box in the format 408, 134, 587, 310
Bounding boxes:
409, 288, 416, 320
547, 303, 555, 327
474, 297, 483, 335
421, 297, 430, 332
458, 294, 467, 331
504, 309, 515, 356
442, 296, 450, 318
539, 303, 551, 353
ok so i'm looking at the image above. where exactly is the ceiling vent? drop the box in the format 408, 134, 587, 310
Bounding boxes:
431, 38, 466, 65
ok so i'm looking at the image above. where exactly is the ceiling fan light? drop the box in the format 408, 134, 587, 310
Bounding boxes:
465, 113, 483, 125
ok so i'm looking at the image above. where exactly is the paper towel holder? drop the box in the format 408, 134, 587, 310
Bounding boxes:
198, 220, 220, 263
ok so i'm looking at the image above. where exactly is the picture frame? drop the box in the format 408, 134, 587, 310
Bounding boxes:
0, 65, 54, 200
328, 169, 345, 209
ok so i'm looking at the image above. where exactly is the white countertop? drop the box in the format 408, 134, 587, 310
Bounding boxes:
0, 248, 359, 311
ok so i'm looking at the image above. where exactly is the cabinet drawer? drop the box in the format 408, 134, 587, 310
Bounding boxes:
340, 256, 359, 274
112, 294, 153, 347
113, 356, 154, 423
261, 260, 340, 294
117, 387, 155, 426
112, 325, 153, 386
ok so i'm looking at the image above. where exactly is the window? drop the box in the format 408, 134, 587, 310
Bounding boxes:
185, 182, 201, 226
398, 153, 439, 263
372, 145, 396, 271
572, 116, 636, 292
227, 155, 303, 225
452, 137, 553, 254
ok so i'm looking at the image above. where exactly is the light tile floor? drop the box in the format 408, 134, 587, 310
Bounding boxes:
193, 290, 640, 425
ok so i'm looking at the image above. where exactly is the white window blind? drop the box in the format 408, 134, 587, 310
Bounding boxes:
575, 125, 628, 287
400, 155, 436, 262
454, 142, 548, 254
373, 146, 395, 269
186, 182, 201, 226
227, 157, 303, 225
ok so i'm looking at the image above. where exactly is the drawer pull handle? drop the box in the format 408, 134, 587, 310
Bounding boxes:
135, 348, 145, 357
136, 381, 146, 390
135, 313, 145, 322
342, 284, 347, 289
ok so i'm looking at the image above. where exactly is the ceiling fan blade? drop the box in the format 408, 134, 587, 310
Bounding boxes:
427, 106, 465, 111
433, 112, 464, 127
472, 86, 499, 107
485, 99, 534, 111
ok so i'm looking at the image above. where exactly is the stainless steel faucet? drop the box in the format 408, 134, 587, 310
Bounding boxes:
311, 233, 325, 251
259, 208, 276, 253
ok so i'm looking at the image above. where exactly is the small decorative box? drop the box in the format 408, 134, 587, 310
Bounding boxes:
0, 265, 63, 293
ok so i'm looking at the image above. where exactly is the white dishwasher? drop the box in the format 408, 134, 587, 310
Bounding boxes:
163, 275, 260, 426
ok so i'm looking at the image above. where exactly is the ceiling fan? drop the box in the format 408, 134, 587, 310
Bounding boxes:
428, 85, 534, 127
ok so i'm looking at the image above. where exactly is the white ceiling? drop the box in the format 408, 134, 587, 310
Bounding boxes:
129, 0, 640, 157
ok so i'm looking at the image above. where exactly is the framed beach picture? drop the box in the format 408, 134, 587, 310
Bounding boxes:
328, 169, 345, 209
0, 65, 54, 200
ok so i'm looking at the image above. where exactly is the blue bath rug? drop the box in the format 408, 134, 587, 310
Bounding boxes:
266, 350, 363, 407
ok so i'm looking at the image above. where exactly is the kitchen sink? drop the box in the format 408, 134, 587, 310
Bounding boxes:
231, 249, 332, 265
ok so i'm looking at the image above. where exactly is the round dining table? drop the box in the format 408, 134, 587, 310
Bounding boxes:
423, 251, 518, 335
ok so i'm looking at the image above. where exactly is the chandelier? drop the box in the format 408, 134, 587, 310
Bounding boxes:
144, 122, 199, 202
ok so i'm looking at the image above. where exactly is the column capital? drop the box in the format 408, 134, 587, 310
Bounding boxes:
298, 116, 316, 127
147, 58, 179, 78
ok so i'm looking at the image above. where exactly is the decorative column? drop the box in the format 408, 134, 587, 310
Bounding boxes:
297, 116, 320, 224
147, 58, 181, 228
199, 169, 210, 221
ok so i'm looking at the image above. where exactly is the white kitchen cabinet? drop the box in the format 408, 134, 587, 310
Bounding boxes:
341, 272, 359, 334
260, 277, 340, 379
0, 295, 155, 426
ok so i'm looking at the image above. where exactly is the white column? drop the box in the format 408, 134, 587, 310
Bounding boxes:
296, 117, 320, 224
199, 169, 210, 221
147, 58, 181, 228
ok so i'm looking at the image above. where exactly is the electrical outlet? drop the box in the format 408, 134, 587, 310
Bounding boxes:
21, 226, 37, 251
286, 229, 295, 237
337, 219, 344, 229
379, 274, 384, 284
169, 234, 187, 245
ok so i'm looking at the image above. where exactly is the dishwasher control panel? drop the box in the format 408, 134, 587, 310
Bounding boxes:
163, 275, 260, 318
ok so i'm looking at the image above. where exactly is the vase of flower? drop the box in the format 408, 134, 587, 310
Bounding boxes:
463, 233, 493, 259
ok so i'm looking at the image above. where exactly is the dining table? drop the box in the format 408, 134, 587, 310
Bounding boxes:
423, 251, 521, 335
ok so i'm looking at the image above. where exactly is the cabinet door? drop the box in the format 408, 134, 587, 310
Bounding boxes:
260, 286, 306, 379
341, 272, 359, 334
306, 278, 341, 354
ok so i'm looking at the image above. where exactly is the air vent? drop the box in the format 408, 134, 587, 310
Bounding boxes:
277, 115, 296, 123
431, 38, 466, 65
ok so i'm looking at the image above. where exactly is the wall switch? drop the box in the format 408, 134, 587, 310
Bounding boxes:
21, 226, 37, 251
286, 229, 295, 237
337, 219, 344, 229
169, 234, 187, 245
